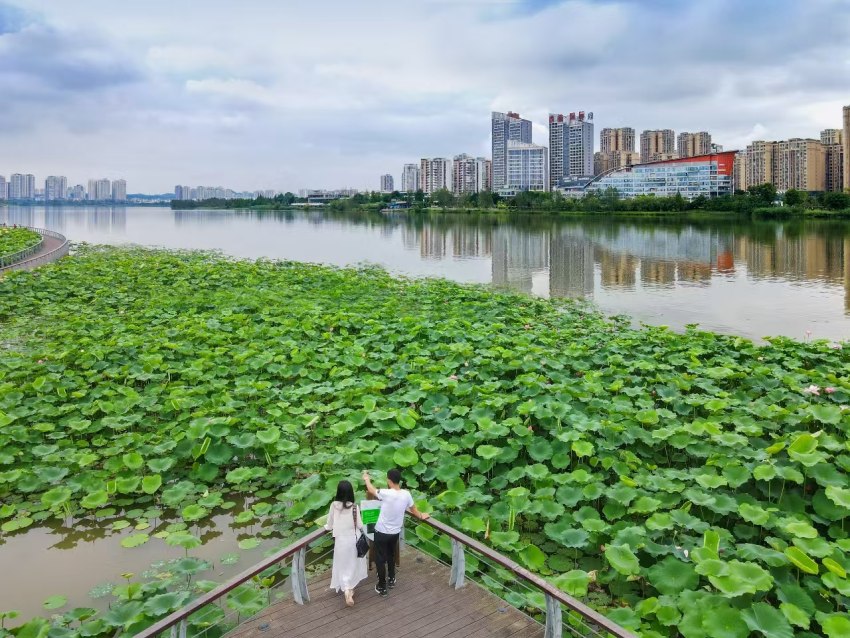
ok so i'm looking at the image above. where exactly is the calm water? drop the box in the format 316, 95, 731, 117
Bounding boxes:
3, 205, 850, 616
5, 204, 850, 341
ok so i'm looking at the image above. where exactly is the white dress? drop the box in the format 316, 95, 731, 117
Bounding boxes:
325, 502, 368, 592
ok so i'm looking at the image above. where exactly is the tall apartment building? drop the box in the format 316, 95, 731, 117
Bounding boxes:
174, 185, 191, 200
549, 112, 594, 188
9, 174, 36, 199
69, 185, 86, 201
88, 178, 112, 200
844, 105, 850, 191
419, 158, 449, 194
0, 176, 6, 200
600, 127, 635, 154
45, 176, 68, 201
112, 179, 127, 201
733, 152, 747, 192
594, 151, 641, 176
380, 174, 394, 193
506, 142, 548, 192
640, 129, 676, 163
451, 154, 490, 195
822, 129, 845, 193
401, 164, 420, 193
677, 132, 712, 158
492, 111, 532, 191
741, 139, 826, 192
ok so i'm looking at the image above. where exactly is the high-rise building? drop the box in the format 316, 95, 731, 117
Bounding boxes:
640, 129, 676, 163
401, 164, 420, 193
742, 139, 826, 192
677, 132, 712, 158
45, 176, 68, 201
733, 151, 748, 192
419, 158, 449, 194
822, 129, 845, 193
380, 174, 394, 193
9, 174, 35, 199
843, 105, 850, 191
600, 127, 635, 154
549, 112, 595, 188
745, 141, 774, 188
476, 157, 492, 193
0, 175, 6, 200
492, 111, 532, 191
451, 155, 491, 195
88, 178, 112, 200
593, 151, 640, 176
506, 141, 548, 192
70, 185, 86, 201
112, 179, 127, 201
174, 185, 191, 200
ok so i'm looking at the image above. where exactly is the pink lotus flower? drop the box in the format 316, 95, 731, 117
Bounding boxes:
803, 385, 820, 396
825, 387, 836, 394
37, 359, 44, 364
831, 344, 843, 350
524, 324, 531, 330
448, 374, 458, 381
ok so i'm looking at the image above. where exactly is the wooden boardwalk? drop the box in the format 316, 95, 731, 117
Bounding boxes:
228, 547, 544, 638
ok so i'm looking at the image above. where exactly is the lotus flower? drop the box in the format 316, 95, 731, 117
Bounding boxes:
802, 385, 820, 396
449, 374, 458, 381
825, 387, 836, 394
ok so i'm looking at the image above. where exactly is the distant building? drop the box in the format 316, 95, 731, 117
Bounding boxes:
401, 164, 420, 193
380, 174, 394, 193
112, 179, 127, 201
822, 129, 844, 193
419, 157, 449, 194
711, 143, 724, 153
677, 132, 712, 158
587, 151, 737, 199
733, 152, 747, 192
0, 175, 6, 200
740, 139, 826, 192
174, 185, 191, 200
506, 141, 548, 192
69, 185, 86, 201
844, 105, 850, 191
549, 112, 595, 188
593, 150, 641, 176
9, 174, 36, 199
600, 127, 635, 154
492, 111, 532, 191
640, 129, 676, 163
45, 176, 67, 201
87, 178, 112, 201
451, 154, 491, 195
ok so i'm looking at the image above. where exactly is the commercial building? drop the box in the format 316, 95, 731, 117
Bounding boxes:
451, 154, 490, 195
419, 157, 449, 194
505, 141, 548, 193
9, 174, 36, 199
640, 129, 676, 163
401, 164, 420, 193
677, 132, 712, 158
492, 111, 532, 191
844, 105, 850, 191
380, 174, 394, 193
112, 179, 127, 201
586, 151, 736, 200
822, 129, 844, 193
44, 176, 67, 201
549, 112, 594, 189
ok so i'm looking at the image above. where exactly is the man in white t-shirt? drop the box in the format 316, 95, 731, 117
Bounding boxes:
363, 468, 429, 597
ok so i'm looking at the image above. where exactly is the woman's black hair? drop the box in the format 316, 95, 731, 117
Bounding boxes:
335, 480, 356, 509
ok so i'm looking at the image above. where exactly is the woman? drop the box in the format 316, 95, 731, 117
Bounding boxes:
324, 479, 368, 606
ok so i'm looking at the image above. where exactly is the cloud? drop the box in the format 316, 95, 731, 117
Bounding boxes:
2, 0, 850, 191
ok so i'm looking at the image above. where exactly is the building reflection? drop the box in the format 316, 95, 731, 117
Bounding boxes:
491, 227, 549, 294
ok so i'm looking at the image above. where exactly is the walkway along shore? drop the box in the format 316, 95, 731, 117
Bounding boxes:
0, 227, 69, 274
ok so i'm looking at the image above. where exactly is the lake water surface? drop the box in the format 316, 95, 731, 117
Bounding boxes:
5, 205, 850, 342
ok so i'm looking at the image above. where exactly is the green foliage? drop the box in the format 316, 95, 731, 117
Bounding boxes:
0, 227, 41, 258
1, 246, 850, 636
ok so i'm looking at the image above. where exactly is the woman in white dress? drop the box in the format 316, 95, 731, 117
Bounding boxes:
324, 480, 368, 606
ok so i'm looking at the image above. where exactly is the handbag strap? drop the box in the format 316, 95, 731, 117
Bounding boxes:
352, 504, 357, 538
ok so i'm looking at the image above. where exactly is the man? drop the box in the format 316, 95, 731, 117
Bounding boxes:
362, 468, 429, 597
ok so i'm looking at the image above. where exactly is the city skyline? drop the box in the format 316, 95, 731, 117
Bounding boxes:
2, 0, 848, 192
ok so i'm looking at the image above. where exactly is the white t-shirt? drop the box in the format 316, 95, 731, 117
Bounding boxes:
375, 488, 414, 535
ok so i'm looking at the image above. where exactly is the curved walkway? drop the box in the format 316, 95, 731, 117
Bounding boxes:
0, 228, 70, 274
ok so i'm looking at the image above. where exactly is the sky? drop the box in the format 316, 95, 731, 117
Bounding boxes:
1, 0, 849, 193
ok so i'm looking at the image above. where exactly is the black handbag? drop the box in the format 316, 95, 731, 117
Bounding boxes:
353, 506, 370, 558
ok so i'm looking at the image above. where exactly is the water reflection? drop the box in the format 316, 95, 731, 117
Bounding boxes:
4, 205, 850, 340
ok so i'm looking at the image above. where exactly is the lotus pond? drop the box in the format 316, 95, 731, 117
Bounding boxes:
0, 227, 40, 257
1, 245, 849, 638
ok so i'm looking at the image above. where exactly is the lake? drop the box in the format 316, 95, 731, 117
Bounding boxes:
4, 205, 849, 342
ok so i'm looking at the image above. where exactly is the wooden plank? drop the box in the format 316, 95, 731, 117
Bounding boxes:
224, 546, 544, 638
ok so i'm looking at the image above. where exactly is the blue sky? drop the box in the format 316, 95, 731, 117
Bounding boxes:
1, 0, 848, 192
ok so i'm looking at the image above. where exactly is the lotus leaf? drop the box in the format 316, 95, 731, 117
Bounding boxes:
647, 556, 698, 596
120, 533, 150, 549
42, 595, 67, 610
784, 546, 819, 574
141, 475, 162, 495
742, 602, 793, 638
604, 544, 641, 575
393, 446, 419, 467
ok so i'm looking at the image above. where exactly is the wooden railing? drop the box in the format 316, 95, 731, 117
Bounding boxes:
411, 517, 636, 638
136, 516, 634, 638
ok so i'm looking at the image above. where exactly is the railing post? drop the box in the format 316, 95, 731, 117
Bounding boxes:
291, 547, 310, 605
545, 594, 562, 638
449, 538, 465, 589
178, 619, 187, 638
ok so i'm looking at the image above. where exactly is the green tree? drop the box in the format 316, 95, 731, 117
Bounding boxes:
478, 191, 495, 209
784, 189, 806, 207
432, 188, 454, 209
748, 183, 777, 206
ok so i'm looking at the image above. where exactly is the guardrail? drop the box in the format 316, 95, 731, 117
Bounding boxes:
0, 226, 69, 273
408, 517, 636, 638
136, 515, 633, 638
